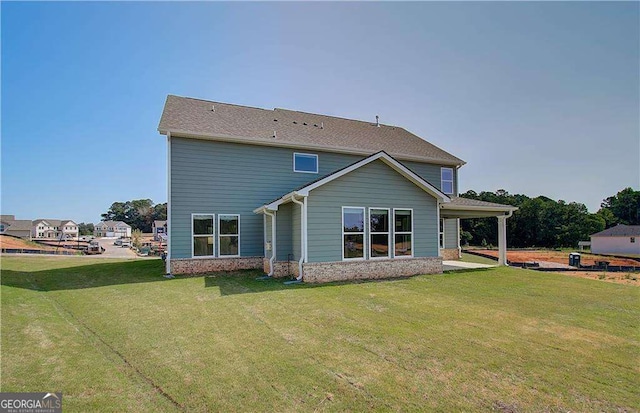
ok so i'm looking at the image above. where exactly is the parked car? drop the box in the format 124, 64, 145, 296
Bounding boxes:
121, 240, 131, 248
114, 239, 123, 246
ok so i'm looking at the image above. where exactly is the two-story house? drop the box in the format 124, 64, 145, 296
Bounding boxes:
158, 95, 516, 282
94, 221, 132, 238
31, 219, 78, 240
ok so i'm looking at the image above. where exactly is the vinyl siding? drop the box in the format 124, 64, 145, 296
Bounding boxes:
276, 203, 293, 261
170, 137, 457, 259
403, 161, 458, 196
444, 218, 459, 249
170, 138, 363, 259
306, 159, 439, 263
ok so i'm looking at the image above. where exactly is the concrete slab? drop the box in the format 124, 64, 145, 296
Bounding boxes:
443, 261, 496, 271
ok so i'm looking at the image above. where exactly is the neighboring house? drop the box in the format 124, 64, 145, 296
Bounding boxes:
152, 220, 167, 240
590, 224, 640, 255
31, 219, 79, 240
0, 215, 34, 239
158, 95, 517, 282
94, 221, 132, 238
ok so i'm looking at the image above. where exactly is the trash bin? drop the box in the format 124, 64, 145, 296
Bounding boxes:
569, 252, 581, 267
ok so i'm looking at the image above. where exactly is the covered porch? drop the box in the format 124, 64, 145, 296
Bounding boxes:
441, 197, 518, 266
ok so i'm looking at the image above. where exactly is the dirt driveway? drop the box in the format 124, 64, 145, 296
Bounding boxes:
95, 238, 138, 259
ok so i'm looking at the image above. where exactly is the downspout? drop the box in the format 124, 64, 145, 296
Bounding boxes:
164, 131, 173, 278
264, 209, 276, 276
290, 193, 306, 281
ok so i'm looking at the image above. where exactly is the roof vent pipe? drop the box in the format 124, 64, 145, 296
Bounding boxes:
376, 115, 380, 127
273, 130, 277, 138
320, 122, 324, 129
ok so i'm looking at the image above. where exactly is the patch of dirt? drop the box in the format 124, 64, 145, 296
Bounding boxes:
0, 235, 55, 251
468, 249, 640, 267
554, 271, 640, 286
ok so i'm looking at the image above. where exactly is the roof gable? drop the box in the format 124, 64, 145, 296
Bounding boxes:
591, 224, 640, 237
158, 95, 464, 166
256, 151, 449, 212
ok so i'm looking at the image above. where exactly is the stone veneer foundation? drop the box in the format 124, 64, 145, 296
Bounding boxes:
170, 257, 262, 275
262, 258, 300, 278
440, 248, 461, 260
301, 257, 442, 283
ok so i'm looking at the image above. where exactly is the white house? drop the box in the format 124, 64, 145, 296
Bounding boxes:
94, 221, 132, 238
590, 224, 640, 255
31, 219, 78, 240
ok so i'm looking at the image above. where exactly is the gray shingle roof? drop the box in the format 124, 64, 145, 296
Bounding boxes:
158, 95, 465, 166
446, 197, 518, 209
97, 221, 131, 228
591, 224, 640, 237
5, 220, 33, 231
33, 219, 76, 227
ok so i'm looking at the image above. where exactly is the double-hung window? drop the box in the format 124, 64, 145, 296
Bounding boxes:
192, 214, 214, 257
219, 215, 240, 256
343, 207, 365, 260
394, 209, 413, 257
441, 167, 454, 195
293, 153, 318, 173
370, 208, 390, 258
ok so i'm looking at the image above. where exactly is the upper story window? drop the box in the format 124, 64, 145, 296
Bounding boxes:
293, 153, 318, 174
632, 237, 636, 243
0, 224, 5, 232
441, 167, 454, 194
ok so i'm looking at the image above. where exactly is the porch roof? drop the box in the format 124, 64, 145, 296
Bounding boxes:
440, 197, 518, 219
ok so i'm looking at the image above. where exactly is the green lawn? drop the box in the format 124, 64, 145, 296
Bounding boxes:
1, 256, 638, 412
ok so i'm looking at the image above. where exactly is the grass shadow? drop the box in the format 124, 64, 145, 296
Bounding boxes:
203, 270, 323, 296
1, 259, 171, 291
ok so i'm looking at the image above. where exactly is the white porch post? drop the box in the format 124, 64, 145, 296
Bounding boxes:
497, 215, 507, 266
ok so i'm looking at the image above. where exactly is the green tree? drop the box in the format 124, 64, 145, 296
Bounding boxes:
77, 222, 94, 236
598, 187, 640, 227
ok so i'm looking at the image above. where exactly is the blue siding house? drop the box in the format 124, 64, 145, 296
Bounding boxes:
158, 95, 516, 282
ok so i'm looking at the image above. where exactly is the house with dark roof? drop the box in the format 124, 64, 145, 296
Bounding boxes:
590, 224, 640, 255
158, 95, 517, 282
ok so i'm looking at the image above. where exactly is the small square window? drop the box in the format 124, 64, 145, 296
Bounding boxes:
631, 237, 636, 243
294, 153, 318, 173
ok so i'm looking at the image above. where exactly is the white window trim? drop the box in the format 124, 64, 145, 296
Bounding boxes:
439, 218, 445, 250
441, 167, 454, 195
293, 152, 319, 174
191, 213, 215, 259
393, 208, 414, 258
218, 214, 241, 257
369, 207, 390, 260
342, 206, 366, 261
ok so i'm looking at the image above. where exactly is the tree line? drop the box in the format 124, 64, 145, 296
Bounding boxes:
460, 187, 639, 248
98, 199, 167, 233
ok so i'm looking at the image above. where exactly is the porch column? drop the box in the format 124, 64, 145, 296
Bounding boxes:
497, 215, 507, 266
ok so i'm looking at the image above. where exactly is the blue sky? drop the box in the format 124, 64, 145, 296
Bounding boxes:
2, 2, 638, 224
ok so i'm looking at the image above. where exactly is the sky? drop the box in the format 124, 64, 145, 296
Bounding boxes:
2, 1, 638, 224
